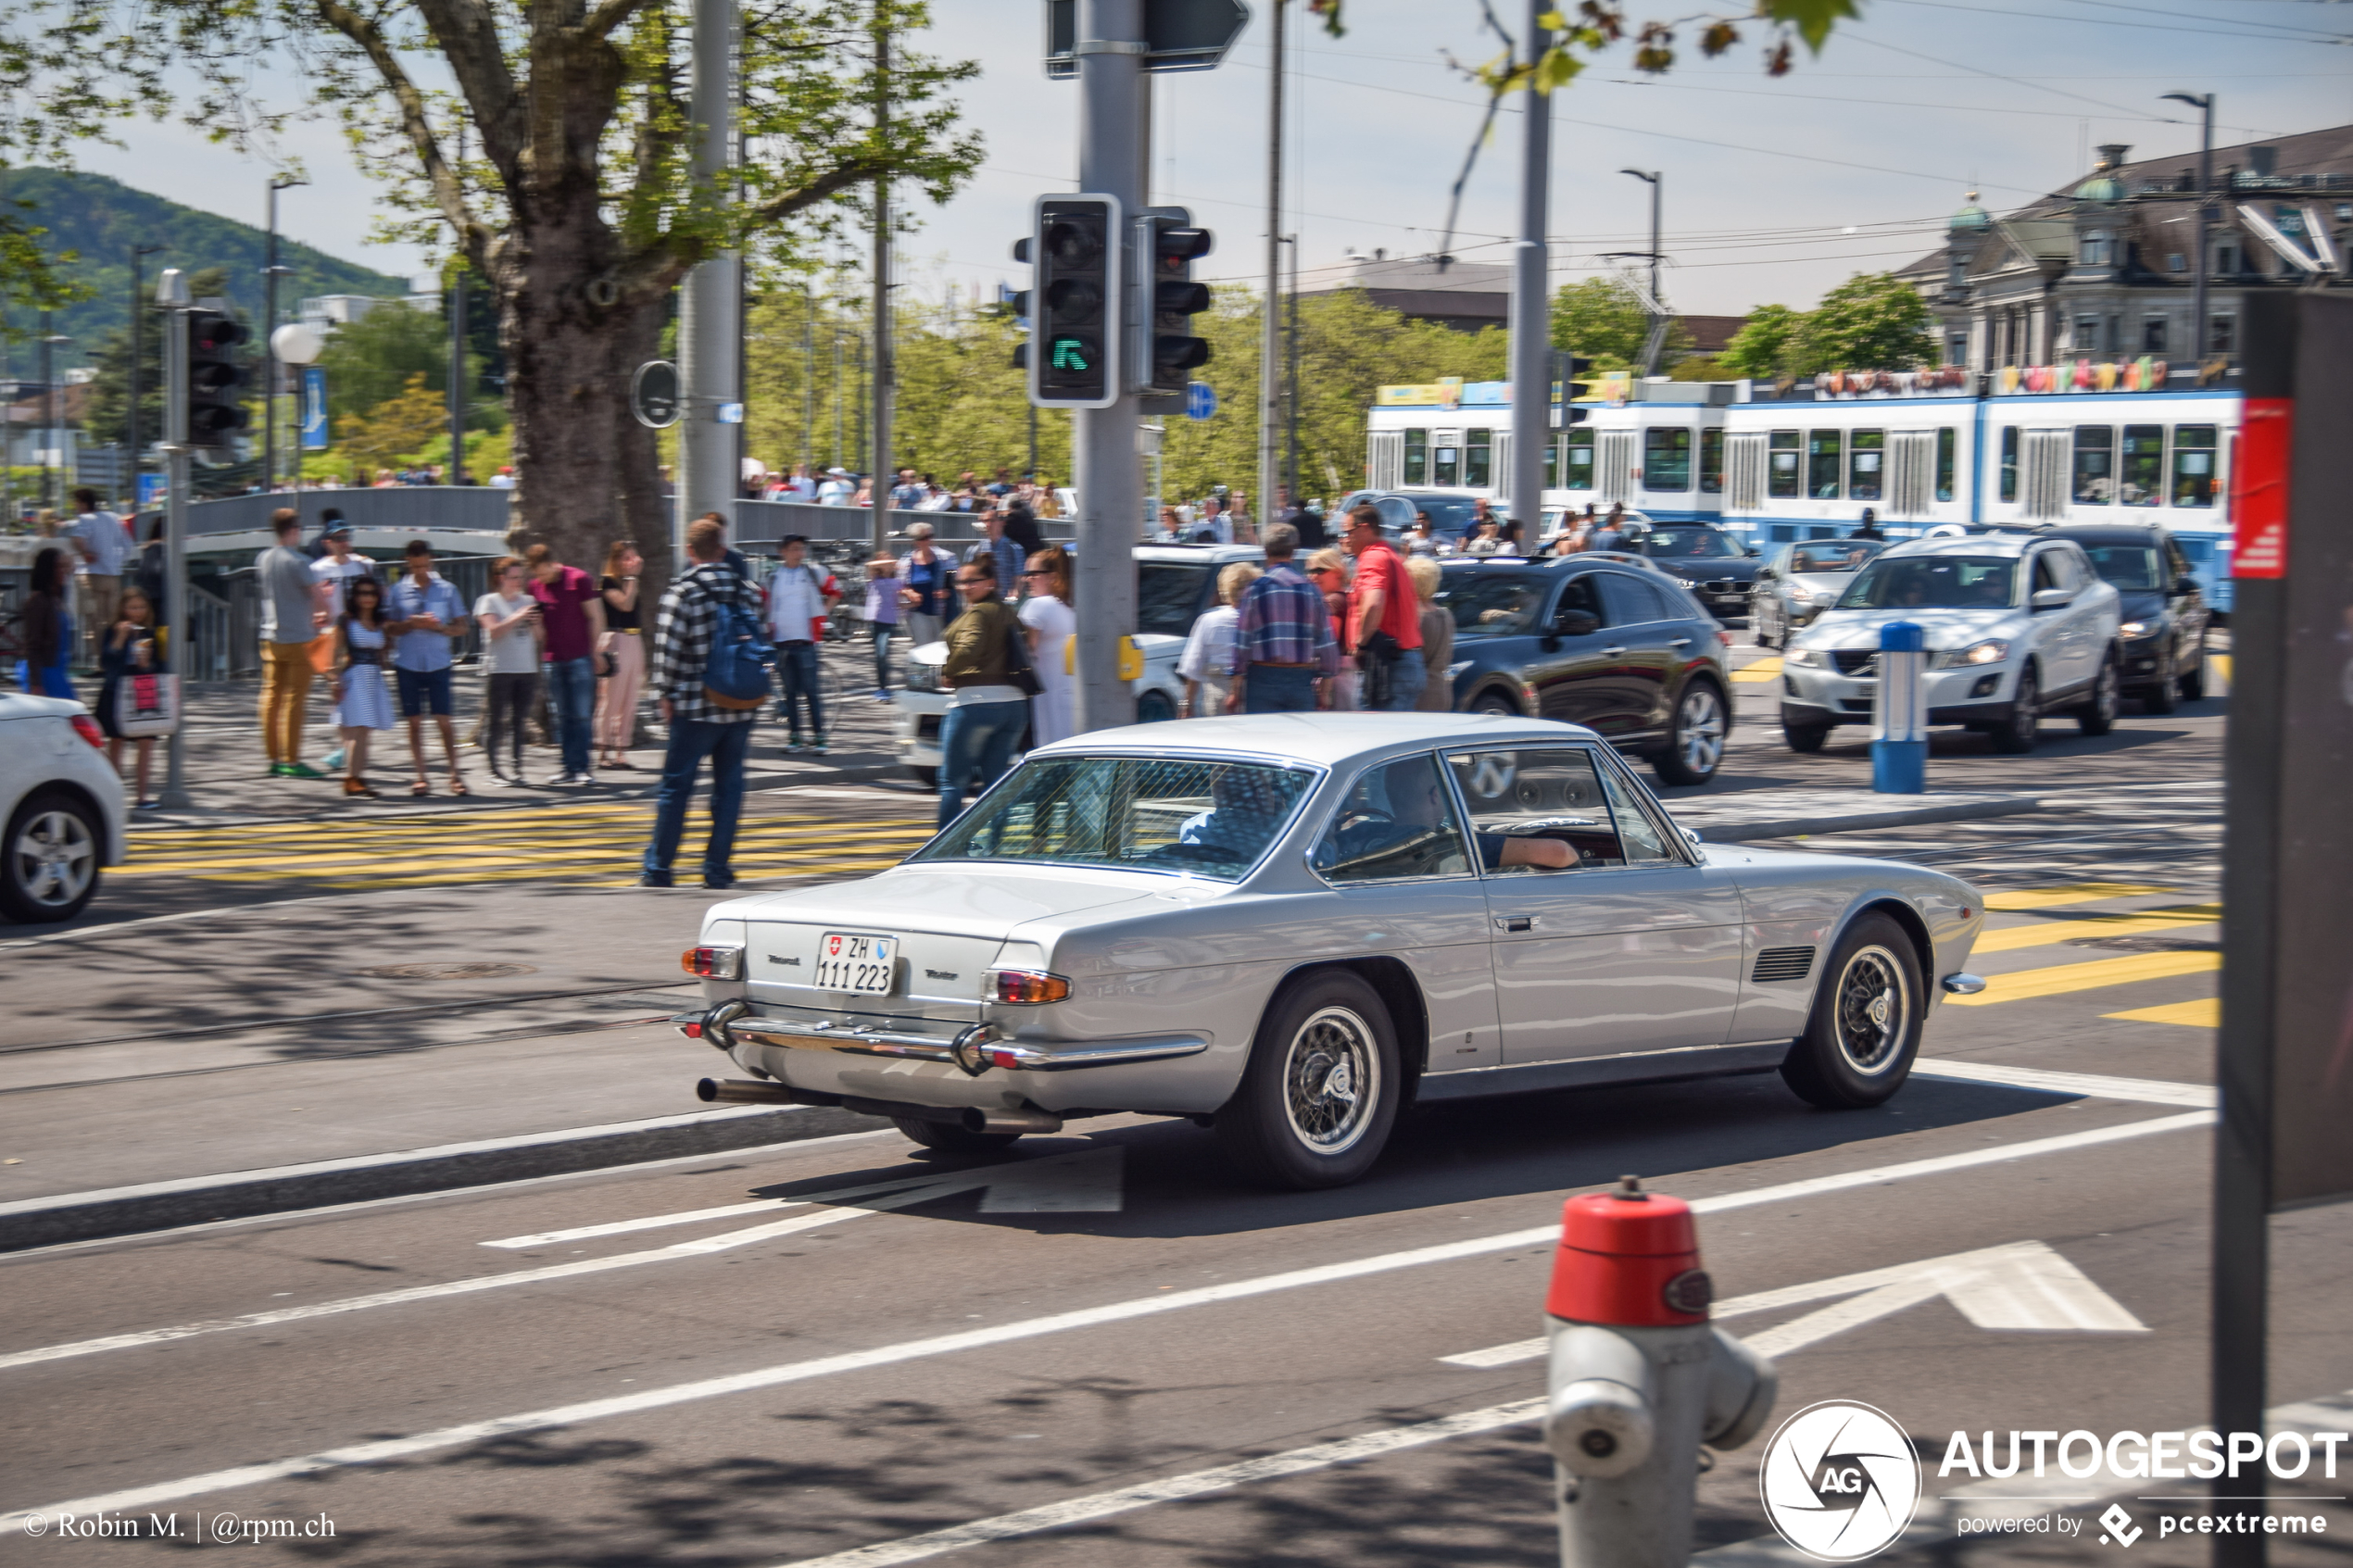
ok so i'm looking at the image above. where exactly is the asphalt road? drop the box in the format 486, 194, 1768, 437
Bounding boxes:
9, 667, 2341, 1567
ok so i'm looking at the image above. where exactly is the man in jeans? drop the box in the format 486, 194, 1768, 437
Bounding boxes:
935, 557, 1026, 830
385, 539, 471, 795
762, 533, 838, 754
527, 542, 606, 784
1227, 522, 1338, 714
1342, 503, 1427, 710
257, 508, 329, 777
644, 518, 763, 888
964, 508, 1026, 601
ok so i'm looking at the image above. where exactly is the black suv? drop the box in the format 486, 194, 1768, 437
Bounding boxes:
2050, 524, 2211, 711
1626, 524, 1764, 622
1434, 556, 1733, 785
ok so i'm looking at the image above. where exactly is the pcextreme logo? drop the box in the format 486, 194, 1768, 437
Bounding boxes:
1759, 1400, 1924, 1562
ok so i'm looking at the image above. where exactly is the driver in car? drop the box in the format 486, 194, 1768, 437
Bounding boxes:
1325, 768, 1578, 874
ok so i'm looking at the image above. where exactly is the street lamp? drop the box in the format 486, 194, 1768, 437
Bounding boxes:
263, 173, 308, 493
2161, 92, 2214, 372
1619, 169, 1664, 376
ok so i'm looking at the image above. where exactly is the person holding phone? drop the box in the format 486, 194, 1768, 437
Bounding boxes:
476, 556, 544, 785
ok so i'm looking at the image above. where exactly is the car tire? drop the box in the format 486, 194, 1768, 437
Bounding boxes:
1655, 679, 1728, 786
1136, 690, 1177, 724
2076, 657, 2120, 736
1782, 719, 1830, 754
1470, 691, 1519, 718
1216, 969, 1401, 1190
1989, 666, 2039, 754
2179, 635, 2208, 701
907, 765, 939, 790
1780, 912, 1924, 1110
892, 1115, 1022, 1155
1, 789, 102, 924
2143, 643, 2179, 714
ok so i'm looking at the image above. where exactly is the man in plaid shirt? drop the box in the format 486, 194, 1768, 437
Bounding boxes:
1227, 521, 1338, 713
641, 518, 764, 888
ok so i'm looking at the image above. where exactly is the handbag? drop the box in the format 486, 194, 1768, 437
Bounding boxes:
1002, 609, 1043, 697
115, 670, 180, 738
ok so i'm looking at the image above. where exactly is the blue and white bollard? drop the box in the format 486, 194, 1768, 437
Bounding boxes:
1871, 620, 1926, 794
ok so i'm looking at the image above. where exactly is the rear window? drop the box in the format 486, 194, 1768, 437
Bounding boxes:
1788, 540, 1884, 574
2080, 545, 2162, 590
1400, 495, 1482, 533
1644, 528, 1737, 559
1137, 563, 1212, 637
913, 757, 1315, 881
1435, 571, 1550, 638
1836, 555, 2018, 610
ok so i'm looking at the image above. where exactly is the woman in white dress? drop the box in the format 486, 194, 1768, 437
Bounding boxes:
1018, 546, 1077, 746
1177, 561, 1260, 717
331, 576, 397, 798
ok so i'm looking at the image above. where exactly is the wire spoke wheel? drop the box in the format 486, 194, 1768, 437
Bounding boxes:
15, 808, 95, 911
1831, 945, 1909, 1074
1282, 1006, 1380, 1154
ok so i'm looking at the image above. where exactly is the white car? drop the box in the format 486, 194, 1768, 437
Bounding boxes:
893, 544, 1265, 785
1, 693, 127, 922
1778, 533, 2122, 755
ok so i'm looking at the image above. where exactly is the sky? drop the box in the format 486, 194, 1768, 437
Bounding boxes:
65, 0, 2353, 339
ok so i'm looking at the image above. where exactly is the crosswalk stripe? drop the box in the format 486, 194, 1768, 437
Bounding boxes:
1971, 905, 2220, 954
1981, 883, 2176, 911
1731, 656, 1783, 684
2104, 997, 2221, 1029
1944, 948, 2219, 1006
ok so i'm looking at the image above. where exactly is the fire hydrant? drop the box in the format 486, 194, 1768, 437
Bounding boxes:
1544, 1175, 1778, 1567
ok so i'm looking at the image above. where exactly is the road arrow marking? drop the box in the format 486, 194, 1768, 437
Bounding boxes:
1441, 1240, 2145, 1369
0, 1148, 1125, 1375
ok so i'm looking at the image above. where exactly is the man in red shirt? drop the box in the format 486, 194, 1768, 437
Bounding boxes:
527, 543, 608, 784
1340, 504, 1426, 710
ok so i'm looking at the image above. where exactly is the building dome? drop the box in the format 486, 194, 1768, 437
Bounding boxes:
1949, 192, 1993, 233
2072, 171, 2125, 206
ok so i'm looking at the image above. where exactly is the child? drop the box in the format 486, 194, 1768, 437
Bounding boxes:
98, 587, 163, 809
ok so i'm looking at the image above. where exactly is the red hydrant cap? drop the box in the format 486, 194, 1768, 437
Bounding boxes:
1545, 1178, 1712, 1327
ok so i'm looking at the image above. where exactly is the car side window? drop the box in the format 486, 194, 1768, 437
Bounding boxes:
1445, 747, 1623, 871
1554, 573, 1607, 629
1595, 761, 1678, 864
2031, 552, 2061, 593
1596, 571, 1663, 627
1310, 754, 1474, 884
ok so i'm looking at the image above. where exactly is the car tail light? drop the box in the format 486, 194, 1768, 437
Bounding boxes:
682, 946, 744, 980
70, 715, 106, 749
987, 969, 1071, 1005
1717, 630, 1733, 649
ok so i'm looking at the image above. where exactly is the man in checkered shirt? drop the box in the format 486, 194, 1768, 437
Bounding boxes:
642, 518, 764, 888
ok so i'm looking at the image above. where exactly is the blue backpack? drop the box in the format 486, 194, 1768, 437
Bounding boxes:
701, 581, 774, 710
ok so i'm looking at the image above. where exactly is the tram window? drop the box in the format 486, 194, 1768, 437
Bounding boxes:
1699, 428, 1724, 495
2120, 426, 2164, 507
1999, 428, 2020, 503
1644, 427, 1692, 492
1403, 429, 1428, 486
1768, 431, 1801, 498
1808, 431, 1842, 498
1466, 429, 1492, 489
2072, 426, 2115, 506
1565, 428, 1594, 491
2171, 424, 2218, 508
1935, 428, 1957, 502
1848, 430, 1885, 501
1543, 433, 1561, 489
1435, 440, 1461, 487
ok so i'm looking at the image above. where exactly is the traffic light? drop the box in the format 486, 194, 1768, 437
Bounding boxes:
187, 308, 250, 446
1552, 351, 1594, 429
1141, 216, 1214, 395
1026, 194, 1120, 408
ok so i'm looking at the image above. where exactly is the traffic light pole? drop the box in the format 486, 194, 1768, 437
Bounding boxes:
1506, 0, 1552, 534
674, 0, 741, 558
1072, 0, 1146, 733
157, 269, 195, 811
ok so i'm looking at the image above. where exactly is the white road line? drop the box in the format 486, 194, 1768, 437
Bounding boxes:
1908, 1060, 2217, 1109
483, 1198, 796, 1249
767, 1399, 1551, 1568
0, 1108, 2211, 1534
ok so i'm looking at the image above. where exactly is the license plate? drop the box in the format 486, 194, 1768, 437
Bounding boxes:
814, 933, 898, 995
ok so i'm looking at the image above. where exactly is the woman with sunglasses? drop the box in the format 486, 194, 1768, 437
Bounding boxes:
1304, 548, 1355, 709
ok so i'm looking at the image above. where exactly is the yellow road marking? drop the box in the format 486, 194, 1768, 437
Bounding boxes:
1972, 905, 2221, 954
1981, 884, 2177, 911
2105, 997, 2220, 1029
2208, 653, 2232, 684
1732, 657, 1783, 684
1944, 949, 2220, 1006
120, 827, 932, 878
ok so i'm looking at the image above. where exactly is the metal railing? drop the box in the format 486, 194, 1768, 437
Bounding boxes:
175, 554, 499, 680
734, 499, 1075, 550
183, 487, 517, 537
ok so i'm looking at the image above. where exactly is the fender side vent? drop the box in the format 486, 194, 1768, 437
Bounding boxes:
1752, 947, 1816, 983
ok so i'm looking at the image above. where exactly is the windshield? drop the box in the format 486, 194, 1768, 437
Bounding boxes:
2080, 545, 2162, 590
1436, 571, 1549, 638
1789, 540, 1885, 574
1644, 528, 1737, 559
912, 756, 1315, 881
1836, 555, 2017, 610
1398, 495, 1482, 533
1137, 563, 1212, 637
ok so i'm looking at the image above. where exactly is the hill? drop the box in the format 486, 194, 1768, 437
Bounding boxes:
0, 169, 414, 357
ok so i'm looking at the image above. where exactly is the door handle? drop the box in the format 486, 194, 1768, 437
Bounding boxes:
1602, 646, 1627, 658
1668, 637, 1692, 648
1495, 915, 1537, 933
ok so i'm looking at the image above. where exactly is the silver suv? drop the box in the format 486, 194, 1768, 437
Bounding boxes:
1778, 533, 2122, 755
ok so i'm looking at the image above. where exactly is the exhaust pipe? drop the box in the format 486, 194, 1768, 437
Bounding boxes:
698, 1077, 801, 1105
960, 1106, 1064, 1136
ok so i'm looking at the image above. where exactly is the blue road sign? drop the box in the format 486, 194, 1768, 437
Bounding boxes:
300, 366, 330, 451
1185, 380, 1217, 421
137, 472, 166, 507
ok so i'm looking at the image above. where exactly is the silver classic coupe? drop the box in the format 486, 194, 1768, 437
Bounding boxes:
678, 714, 1986, 1189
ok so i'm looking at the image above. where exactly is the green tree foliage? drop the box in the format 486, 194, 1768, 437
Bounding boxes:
1718, 302, 1804, 379
1788, 272, 1936, 376
0, 200, 90, 338
336, 373, 449, 474
315, 300, 501, 431
1548, 274, 1690, 370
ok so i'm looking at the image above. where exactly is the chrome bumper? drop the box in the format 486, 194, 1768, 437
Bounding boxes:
1940, 972, 1987, 996
677, 1001, 1208, 1077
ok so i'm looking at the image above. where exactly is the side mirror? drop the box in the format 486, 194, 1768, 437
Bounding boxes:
1745, 545, 1763, 558
2030, 586, 2074, 611
1556, 608, 1602, 637
1755, 566, 1776, 581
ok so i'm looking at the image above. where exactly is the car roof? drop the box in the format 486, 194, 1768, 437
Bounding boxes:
2046, 523, 2172, 546
1024, 711, 1599, 770
1876, 533, 2057, 560
1135, 544, 1266, 564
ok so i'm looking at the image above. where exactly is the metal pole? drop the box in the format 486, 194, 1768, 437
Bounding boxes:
1285, 232, 1301, 511
157, 268, 195, 810
1508, 0, 1553, 535
39, 314, 55, 514
2165, 92, 2214, 369
872, 5, 893, 556
1074, 0, 1145, 733
129, 245, 155, 504
448, 126, 468, 486
675, 0, 742, 555
264, 182, 277, 494
802, 283, 816, 476
1255, 0, 1285, 540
